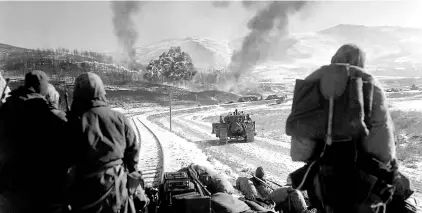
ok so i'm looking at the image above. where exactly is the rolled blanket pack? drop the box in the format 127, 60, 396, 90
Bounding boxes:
236, 177, 259, 200
186, 164, 235, 194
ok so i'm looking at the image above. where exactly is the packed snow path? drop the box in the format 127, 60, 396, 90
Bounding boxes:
131, 116, 166, 187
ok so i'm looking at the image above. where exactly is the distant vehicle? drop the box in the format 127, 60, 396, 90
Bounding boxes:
211, 109, 256, 144
248, 96, 259, 101
276, 95, 288, 104
238, 97, 250, 102
226, 101, 234, 104
386, 88, 401, 92
410, 84, 419, 91
265, 95, 279, 100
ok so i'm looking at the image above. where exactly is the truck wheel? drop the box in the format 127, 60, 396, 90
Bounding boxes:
219, 128, 228, 144
246, 132, 254, 142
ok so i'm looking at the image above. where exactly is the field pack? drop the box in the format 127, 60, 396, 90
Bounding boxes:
286, 64, 372, 144
286, 63, 399, 212
285, 63, 397, 163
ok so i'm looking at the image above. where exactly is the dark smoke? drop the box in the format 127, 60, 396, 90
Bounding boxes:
241, 1, 258, 8
110, 1, 143, 70
211, 1, 260, 9
212, 1, 231, 8
220, 1, 309, 92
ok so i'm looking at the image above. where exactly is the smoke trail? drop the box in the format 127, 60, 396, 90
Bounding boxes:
212, 1, 231, 8
211, 1, 260, 9
221, 1, 310, 92
241, 1, 258, 8
110, 1, 143, 70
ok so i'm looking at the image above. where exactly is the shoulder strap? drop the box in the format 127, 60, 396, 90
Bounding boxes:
348, 66, 374, 131
326, 96, 334, 146
362, 79, 374, 130
324, 64, 350, 147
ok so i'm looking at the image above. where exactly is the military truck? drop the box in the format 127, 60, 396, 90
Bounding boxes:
238, 97, 250, 102
248, 96, 259, 101
410, 84, 419, 91
211, 109, 256, 144
275, 94, 288, 104
265, 94, 279, 100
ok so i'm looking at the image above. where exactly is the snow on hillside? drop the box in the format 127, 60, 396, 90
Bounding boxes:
135, 37, 232, 70
125, 24, 422, 79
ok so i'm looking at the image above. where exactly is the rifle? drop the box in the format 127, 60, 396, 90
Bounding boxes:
63, 85, 70, 112
252, 175, 283, 191
1, 78, 10, 102
187, 166, 211, 196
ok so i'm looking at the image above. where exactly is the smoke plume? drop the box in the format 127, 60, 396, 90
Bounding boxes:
211, 1, 263, 9
212, 1, 231, 8
219, 1, 310, 92
110, 1, 143, 70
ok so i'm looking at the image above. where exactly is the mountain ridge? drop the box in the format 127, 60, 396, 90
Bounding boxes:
126, 24, 422, 79
2, 24, 422, 79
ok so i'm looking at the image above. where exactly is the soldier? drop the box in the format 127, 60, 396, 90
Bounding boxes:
286, 44, 401, 213
0, 72, 11, 106
252, 167, 316, 213
45, 83, 67, 121
0, 70, 69, 213
65, 72, 141, 213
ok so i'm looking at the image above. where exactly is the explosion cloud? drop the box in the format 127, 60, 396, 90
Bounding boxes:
220, 1, 310, 92
110, 1, 143, 70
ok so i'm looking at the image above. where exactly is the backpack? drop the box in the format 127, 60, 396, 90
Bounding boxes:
286, 64, 398, 213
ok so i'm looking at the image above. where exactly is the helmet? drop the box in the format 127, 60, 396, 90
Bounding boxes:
255, 167, 265, 180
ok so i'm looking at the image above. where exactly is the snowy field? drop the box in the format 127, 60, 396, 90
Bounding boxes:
390, 99, 422, 111
119, 91, 422, 207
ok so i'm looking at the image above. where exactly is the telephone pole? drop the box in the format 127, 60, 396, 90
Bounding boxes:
169, 90, 172, 132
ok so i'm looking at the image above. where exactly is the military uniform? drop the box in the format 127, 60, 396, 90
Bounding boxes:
66, 72, 140, 213
0, 71, 69, 213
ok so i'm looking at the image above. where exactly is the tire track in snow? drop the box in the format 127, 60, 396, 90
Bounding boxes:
151, 104, 304, 185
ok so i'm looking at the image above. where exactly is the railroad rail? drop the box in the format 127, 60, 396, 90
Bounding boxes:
130, 115, 166, 188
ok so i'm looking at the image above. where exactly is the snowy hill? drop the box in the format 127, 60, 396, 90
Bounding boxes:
133, 24, 422, 80
2, 24, 421, 80
135, 37, 234, 70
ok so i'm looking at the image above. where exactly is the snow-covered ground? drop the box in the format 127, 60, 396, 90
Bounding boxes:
390, 99, 422, 111
140, 103, 305, 185
134, 111, 246, 192
123, 96, 422, 207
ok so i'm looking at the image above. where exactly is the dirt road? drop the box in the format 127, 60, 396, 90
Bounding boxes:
143, 101, 422, 205
148, 102, 304, 185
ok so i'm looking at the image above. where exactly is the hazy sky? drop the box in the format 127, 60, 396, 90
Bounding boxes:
0, 1, 421, 53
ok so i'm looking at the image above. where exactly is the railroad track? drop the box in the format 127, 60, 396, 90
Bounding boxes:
130, 115, 166, 188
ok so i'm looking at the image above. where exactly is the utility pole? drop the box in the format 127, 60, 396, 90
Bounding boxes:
169, 90, 172, 132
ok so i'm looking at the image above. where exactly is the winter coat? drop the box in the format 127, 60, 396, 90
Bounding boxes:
45, 83, 67, 121
0, 70, 68, 213
288, 43, 396, 164
287, 44, 398, 213
66, 72, 139, 213
0, 72, 11, 105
